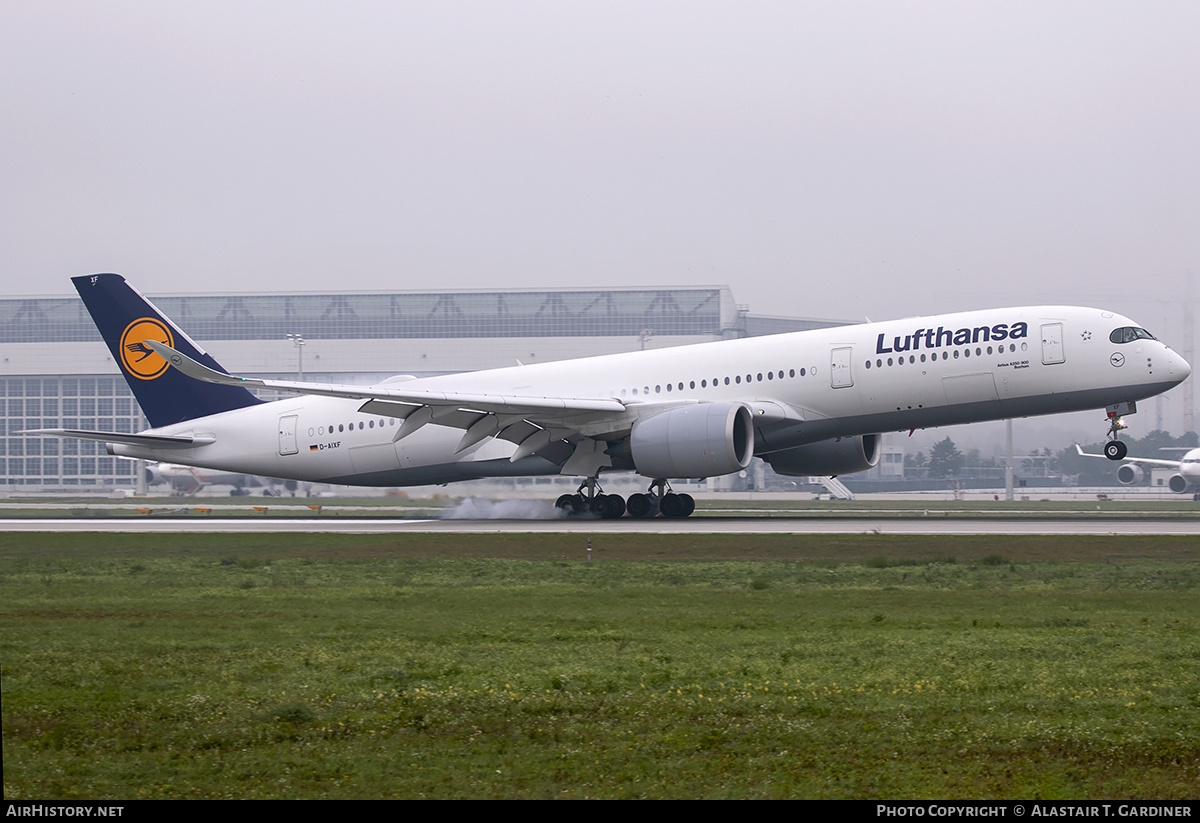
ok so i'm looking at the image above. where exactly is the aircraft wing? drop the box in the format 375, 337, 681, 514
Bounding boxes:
146, 340, 625, 416
1073, 444, 1181, 469
145, 341, 687, 464
146, 341, 805, 469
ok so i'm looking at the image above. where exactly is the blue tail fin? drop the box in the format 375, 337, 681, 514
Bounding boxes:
73, 273, 263, 428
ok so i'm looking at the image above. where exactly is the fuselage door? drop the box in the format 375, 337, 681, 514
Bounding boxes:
278, 414, 299, 455
830, 346, 854, 388
1041, 323, 1065, 365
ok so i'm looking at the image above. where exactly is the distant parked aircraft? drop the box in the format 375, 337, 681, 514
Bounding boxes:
1075, 444, 1200, 498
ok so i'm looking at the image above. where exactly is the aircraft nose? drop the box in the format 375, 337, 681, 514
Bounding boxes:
1166, 347, 1192, 383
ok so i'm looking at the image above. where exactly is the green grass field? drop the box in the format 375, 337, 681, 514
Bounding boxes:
2, 533, 1197, 799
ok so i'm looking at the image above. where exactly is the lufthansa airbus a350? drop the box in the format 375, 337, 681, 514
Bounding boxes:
23, 274, 1191, 517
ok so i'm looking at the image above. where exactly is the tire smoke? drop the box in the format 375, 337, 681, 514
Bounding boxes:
443, 497, 570, 520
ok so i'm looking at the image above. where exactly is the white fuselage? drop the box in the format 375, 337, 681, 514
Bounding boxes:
110, 306, 1191, 486
1180, 450, 1200, 486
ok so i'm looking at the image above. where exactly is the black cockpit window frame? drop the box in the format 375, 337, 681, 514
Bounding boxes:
1109, 327, 1156, 344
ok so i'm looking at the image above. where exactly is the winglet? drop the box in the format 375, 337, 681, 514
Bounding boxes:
72, 273, 263, 427
145, 340, 259, 389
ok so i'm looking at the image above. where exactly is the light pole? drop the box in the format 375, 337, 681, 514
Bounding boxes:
286, 333, 305, 380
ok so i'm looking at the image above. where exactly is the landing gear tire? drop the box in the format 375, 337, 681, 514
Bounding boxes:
660, 493, 695, 518
626, 493, 654, 519
1104, 441, 1128, 461
556, 493, 584, 515
596, 494, 626, 519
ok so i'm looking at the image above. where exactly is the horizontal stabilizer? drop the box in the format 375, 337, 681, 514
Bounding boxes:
18, 429, 215, 448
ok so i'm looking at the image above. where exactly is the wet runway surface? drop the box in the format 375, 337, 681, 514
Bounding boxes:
4, 515, 1200, 535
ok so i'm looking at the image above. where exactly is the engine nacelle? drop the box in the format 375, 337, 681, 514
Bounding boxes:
1169, 474, 1190, 494
1115, 464, 1144, 485
762, 434, 882, 477
628, 402, 754, 479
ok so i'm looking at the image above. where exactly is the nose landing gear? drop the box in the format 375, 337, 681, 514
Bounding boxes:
1104, 401, 1136, 460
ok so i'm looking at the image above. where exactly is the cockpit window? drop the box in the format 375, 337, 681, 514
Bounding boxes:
1109, 327, 1157, 344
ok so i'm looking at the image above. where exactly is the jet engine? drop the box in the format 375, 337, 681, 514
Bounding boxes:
1115, 464, 1144, 485
1168, 474, 1191, 494
627, 402, 754, 478
761, 434, 882, 477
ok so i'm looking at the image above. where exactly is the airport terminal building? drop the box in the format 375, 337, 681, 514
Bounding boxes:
1, 283, 849, 491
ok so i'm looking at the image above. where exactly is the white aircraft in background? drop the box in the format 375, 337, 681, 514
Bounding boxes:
1075, 444, 1200, 497
23, 274, 1191, 518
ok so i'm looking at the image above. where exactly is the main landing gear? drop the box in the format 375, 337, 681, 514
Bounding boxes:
628, 478, 695, 519
1103, 401, 1135, 461
555, 477, 696, 519
556, 477, 626, 519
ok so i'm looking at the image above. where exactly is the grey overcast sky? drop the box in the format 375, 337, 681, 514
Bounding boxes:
2, 4, 1197, 369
